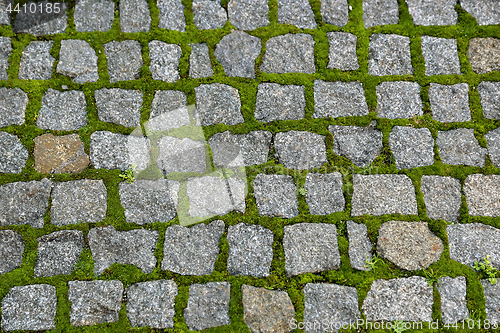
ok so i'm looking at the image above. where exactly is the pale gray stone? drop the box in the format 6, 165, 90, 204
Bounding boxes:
95, 88, 142, 127
120, 0, 150, 32
314, 80, 368, 118
479, 81, 500, 120
0, 37, 11, 80
104, 40, 142, 82
430, 83, 470, 122
195, 83, 244, 126
157, 0, 185, 31
57, 39, 98, 83
464, 174, 500, 217
185, 282, 231, 331
321, 0, 349, 26
148, 90, 189, 131
421, 175, 461, 222
253, 174, 298, 218
326, 32, 359, 70
363, 0, 399, 27
482, 280, 500, 324
438, 276, 469, 324
437, 128, 486, 167
0, 132, 28, 173
189, 43, 213, 78
486, 127, 500, 167
228, 0, 269, 30
468, 38, 500, 74
193, 0, 227, 30
278, 0, 317, 29
274, 131, 327, 170
376, 81, 423, 119
13, 0, 67, 35
389, 126, 435, 169
37, 89, 87, 130
460, 0, 500, 25
214, 31, 261, 78
421, 36, 461, 76
149, 40, 181, 82
347, 221, 372, 271
74, 0, 114, 32
0, 0, 10, 25
304, 172, 344, 215
18, 41, 54, 80
255, 83, 305, 122
157, 136, 207, 174
368, 33, 413, 76
405, 0, 458, 26
260, 33, 315, 74
0, 230, 24, 276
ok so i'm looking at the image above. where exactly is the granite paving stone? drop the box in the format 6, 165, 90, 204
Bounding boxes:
18, 41, 54, 80
95, 88, 142, 127
320, 0, 349, 26
157, 136, 206, 174
0, 0, 10, 25
479, 81, 500, 120
0, 178, 52, 228
195, 83, 244, 126
214, 31, 261, 78
69, 280, 123, 326
460, 0, 500, 25
468, 38, 500, 74
363, 0, 399, 27
241, 285, 295, 333
481, 280, 500, 324
255, 83, 305, 122
254, 174, 298, 218
0, 37, 11, 80
227, 223, 273, 277
368, 34, 413, 76
329, 122, 383, 167
37, 89, 87, 130
277, 0, 317, 29
120, 0, 150, 32
193, 0, 227, 30
421, 36, 461, 76
304, 172, 345, 215
51, 179, 107, 226
376, 81, 423, 119
148, 90, 190, 131
437, 128, 486, 167
437, 276, 469, 324
430, 83, 470, 122
0, 132, 28, 173
126, 280, 177, 329
303, 283, 360, 333
389, 126, 435, 169
326, 32, 359, 70
162, 220, 224, 275
56, 39, 99, 83
347, 221, 372, 271
34, 133, 89, 174
189, 43, 214, 78
158, 0, 186, 31
104, 40, 142, 82
464, 174, 500, 217
274, 131, 327, 170
184, 282, 231, 331
34, 230, 84, 277
421, 175, 461, 222
74, 0, 114, 32
0, 230, 24, 276
283, 223, 340, 276
486, 127, 500, 168
227, 0, 269, 30
260, 33, 315, 74
149, 41, 182, 82
405, 0, 457, 26
1, 284, 57, 331
13, 0, 68, 35
351, 174, 418, 216
314, 80, 368, 118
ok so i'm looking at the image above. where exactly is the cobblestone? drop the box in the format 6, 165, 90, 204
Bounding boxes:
460, 0, 500, 25
277, 0, 317, 29
13, 0, 67, 35
95, 88, 142, 127
464, 174, 500, 217
478, 81, 500, 120
363, 0, 399, 27
437, 276, 469, 324
421, 36, 461, 76
18, 41, 54, 80
157, 0, 186, 31
189, 43, 214, 78
347, 221, 372, 271
274, 131, 327, 170
57, 39, 98, 83
193, 0, 227, 30
376, 81, 423, 119
0, 37, 11, 80
74, 0, 114, 32
148, 90, 189, 131
0, 88, 28, 127
104, 40, 143, 82
326, 32, 359, 71
260, 33, 315, 74
195, 83, 244, 126
227, 0, 270, 30
429, 83, 470, 122
320, 0, 349, 26
254, 174, 298, 218
120, 0, 151, 32
304, 172, 345, 215
468, 38, 500, 74
0, 230, 24, 276
184, 282, 231, 330
255, 83, 305, 122
421, 175, 461, 222
0, 132, 28, 173
389, 126, 435, 169
314, 80, 368, 118
486, 127, 500, 167
34, 134, 89, 174
157, 136, 206, 174
437, 128, 486, 167
214, 31, 260, 78
37, 89, 87, 130
368, 34, 413, 76
405, 0, 457, 26
481, 280, 500, 324
149, 41, 182, 83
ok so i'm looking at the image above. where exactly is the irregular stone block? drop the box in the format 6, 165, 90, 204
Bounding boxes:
184, 282, 231, 331
227, 0, 269, 30
438, 276, 469, 324
90, 131, 149, 170
57, 39, 98, 83
0, 37, 11, 80
314, 80, 368, 118
278, 0, 317, 29
215, 31, 260, 78
13, 0, 67, 35
255, 83, 305, 122
193, 0, 227, 30
421, 36, 461, 76
326, 32, 359, 70
429, 83, 470, 122
486, 127, 500, 167
189, 43, 213, 78
479, 81, 500, 120
482, 280, 500, 324
464, 174, 500, 217
368, 34, 413, 76
376, 81, 423, 119
120, 0, 150, 32
437, 128, 486, 167
260, 33, 315, 74
304, 172, 344, 215
347, 221, 372, 271
36, 89, 87, 130
0, 87, 27, 127
0, 132, 28, 173
274, 130, 327, 170
104, 40, 142, 82
95, 88, 142, 127
149, 40, 181, 83
157, 136, 207, 174
18, 41, 54, 80
363, 0, 399, 27
0, 0, 10, 25
148, 90, 189, 131
254, 174, 298, 218
405, 0, 457, 26
320, 0, 349, 26
468, 38, 500, 74
389, 126, 435, 169
74, 0, 114, 32
421, 175, 461, 222
460, 0, 500, 25
34, 133, 89, 174
195, 83, 243, 126
0, 230, 24, 276
157, 0, 186, 31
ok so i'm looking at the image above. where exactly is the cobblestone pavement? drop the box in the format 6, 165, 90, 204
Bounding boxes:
0, 0, 499, 332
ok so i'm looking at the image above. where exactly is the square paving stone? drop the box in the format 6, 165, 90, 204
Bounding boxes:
1, 284, 57, 331
405, 0, 457, 26
478, 81, 500, 120
195, 83, 244, 126
18, 41, 54, 80
0, 178, 52, 228
486, 127, 500, 168
278, 0, 317, 29
314, 80, 368, 118
95, 88, 142, 127
254, 174, 298, 218
351, 174, 418, 216
104, 40, 142, 82
149, 41, 181, 82
464, 174, 500, 217
162, 220, 224, 275
274, 130, 327, 170
50, 179, 107, 226
126, 280, 177, 329
120, 0, 150, 32
368, 34, 413, 76
69, 280, 123, 327
421, 175, 461, 222
227, 0, 270, 30
0, 230, 24, 276
0, 88, 28, 127
304, 172, 345, 215
13, 0, 68, 35
189, 43, 214, 78
255, 83, 305, 122
303, 283, 360, 333
468, 38, 500, 74
363, 0, 399, 27
157, 136, 207, 174
0, 37, 11, 80
37, 89, 87, 130
376, 81, 423, 119
157, 0, 186, 31
227, 223, 273, 277
193, 0, 227, 30
438, 276, 469, 324
74, 0, 115, 32
320, 0, 349, 26
260, 33, 315, 74
347, 221, 372, 271
57, 39, 98, 83
461, 0, 500, 25
421, 36, 461, 76
148, 90, 190, 131
184, 282, 231, 331
283, 223, 340, 276
482, 280, 500, 325
389, 126, 435, 169
437, 128, 486, 167
214, 31, 261, 78
0, 132, 28, 173
326, 32, 359, 71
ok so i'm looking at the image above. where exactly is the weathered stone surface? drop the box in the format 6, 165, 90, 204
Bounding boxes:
74, 0, 114, 32
0, 0, 10, 25
189, 43, 213, 78
486, 127, 500, 168
482, 280, 500, 324
34, 133, 89, 174
468, 38, 500, 74
34, 230, 84, 277
314, 80, 368, 118
157, 0, 186, 31
195, 83, 244, 126
321, 0, 349, 26
437, 128, 486, 167
438, 276, 469, 324
184, 282, 231, 331
278, 0, 317, 29
104, 40, 142, 82
376, 81, 423, 119
1, 284, 57, 331
120, 0, 150, 32
429, 83, 470, 122
214, 31, 260, 78
405, 0, 457, 26
148, 90, 189, 131
157, 136, 206, 174
464, 174, 500, 217
260, 33, 315, 74
460, 0, 500, 25
362, 277, 433, 321
57, 39, 98, 83
254, 174, 298, 218
0, 37, 11, 80
0, 230, 24, 276
127, 280, 177, 329
37, 89, 87, 130
421, 175, 461, 222
255, 83, 305, 122
304, 283, 360, 333
479, 81, 500, 120
149, 41, 181, 83
242, 285, 295, 333
389, 126, 435, 169
18, 41, 54, 80
326, 32, 359, 70
368, 34, 413, 76
347, 221, 372, 271
274, 131, 327, 170
162, 220, 224, 275
0, 88, 26, 127
13, 0, 67, 35
329, 122, 383, 167
363, 0, 399, 27
227, 0, 269, 30
0, 132, 28, 173
283, 223, 340, 276
377, 221, 443, 271
51, 179, 107, 226
351, 174, 418, 216
304, 172, 344, 215
0, 178, 52, 228
69, 280, 123, 326
421, 36, 461, 76
95, 88, 142, 127
193, 0, 227, 30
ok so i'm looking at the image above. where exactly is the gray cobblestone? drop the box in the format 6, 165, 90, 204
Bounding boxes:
326, 32, 359, 71
304, 172, 345, 215
478, 81, 500, 120
37, 89, 87, 130
261, 33, 315, 74
228, 0, 269, 30
278, 0, 317, 29
193, 0, 227, 30
104, 40, 142, 82
464, 174, 500, 217
0, 37, 11, 80
19, 41, 54, 80
157, 0, 186, 31
320, 0, 349, 26
274, 130, 327, 170
95, 88, 142, 127
195, 83, 244, 125
189, 43, 214, 78
0, 132, 28, 174
437, 276, 469, 324
74, 0, 114, 32
214, 31, 261, 78
184, 282, 231, 330
389, 126, 435, 170
363, 0, 399, 27
255, 83, 305, 122
314, 80, 368, 118
0, 230, 24, 276
368, 34, 413, 76
405, 0, 457, 26
120, 0, 150, 32
421, 36, 461, 76
437, 128, 486, 167
421, 175, 461, 222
